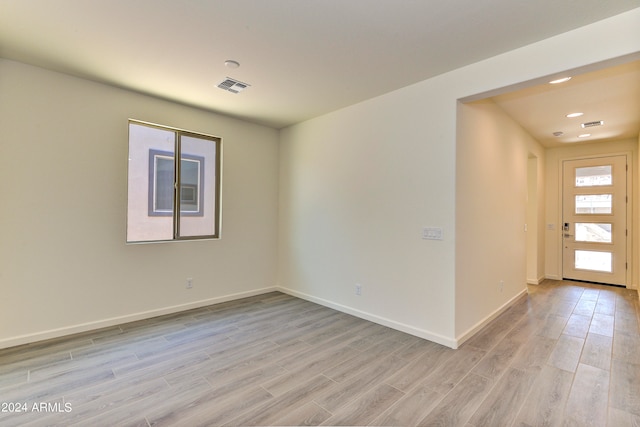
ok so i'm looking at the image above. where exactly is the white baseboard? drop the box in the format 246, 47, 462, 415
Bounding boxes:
0, 287, 278, 350
276, 286, 458, 349
526, 275, 546, 285
3, 285, 533, 351
455, 288, 529, 347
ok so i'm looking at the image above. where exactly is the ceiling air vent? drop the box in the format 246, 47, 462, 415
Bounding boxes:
217, 77, 250, 94
581, 120, 604, 128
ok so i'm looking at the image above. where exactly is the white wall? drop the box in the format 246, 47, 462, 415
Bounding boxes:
544, 139, 639, 288
455, 99, 544, 341
278, 9, 640, 348
0, 59, 280, 348
527, 155, 545, 284
278, 88, 458, 346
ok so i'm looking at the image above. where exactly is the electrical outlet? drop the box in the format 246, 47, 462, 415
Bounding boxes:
355, 283, 362, 296
186, 278, 193, 289
498, 280, 504, 292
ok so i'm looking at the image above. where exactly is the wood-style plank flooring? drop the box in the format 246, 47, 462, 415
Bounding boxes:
0, 280, 639, 426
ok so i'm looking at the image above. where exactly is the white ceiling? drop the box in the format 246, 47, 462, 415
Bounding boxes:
1, 0, 639, 134
490, 59, 640, 148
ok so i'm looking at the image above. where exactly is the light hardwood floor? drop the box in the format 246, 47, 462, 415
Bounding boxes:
0, 280, 639, 426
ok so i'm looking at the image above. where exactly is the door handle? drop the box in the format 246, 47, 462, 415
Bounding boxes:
564, 233, 573, 238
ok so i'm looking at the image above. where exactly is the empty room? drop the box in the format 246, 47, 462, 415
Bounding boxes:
1, 1, 639, 426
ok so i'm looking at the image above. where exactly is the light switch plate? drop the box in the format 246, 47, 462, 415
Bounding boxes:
422, 227, 443, 240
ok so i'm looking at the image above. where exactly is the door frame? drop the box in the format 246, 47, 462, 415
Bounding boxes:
557, 151, 633, 288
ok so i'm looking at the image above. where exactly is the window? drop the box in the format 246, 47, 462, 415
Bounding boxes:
575, 194, 612, 214
575, 223, 612, 243
575, 165, 612, 187
575, 250, 612, 273
127, 120, 221, 242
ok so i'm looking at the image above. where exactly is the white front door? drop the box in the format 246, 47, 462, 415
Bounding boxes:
562, 155, 628, 286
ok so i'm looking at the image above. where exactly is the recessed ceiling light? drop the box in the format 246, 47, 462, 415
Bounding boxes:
553, 131, 564, 137
578, 133, 591, 138
549, 77, 571, 84
224, 60, 240, 69
566, 112, 583, 118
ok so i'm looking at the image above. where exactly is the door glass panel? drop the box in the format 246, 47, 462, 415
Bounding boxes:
576, 165, 612, 187
575, 194, 612, 214
575, 250, 612, 272
575, 223, 612, 243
